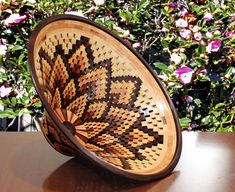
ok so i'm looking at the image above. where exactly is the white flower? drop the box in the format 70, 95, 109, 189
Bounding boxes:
4, 13, 27, 26
179, 29, 192, 39
194, 32, 202, 41
65, 11, 85, 17
0, 43, 7, 55
171, 53, 182, 65
94, 0, 105, 6
204, 13, 213, 21
175, 18, 188, 28
206, 32, 213, 39
0, 84, 12, 98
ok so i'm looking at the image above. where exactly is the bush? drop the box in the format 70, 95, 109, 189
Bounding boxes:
0, 0, 234, 131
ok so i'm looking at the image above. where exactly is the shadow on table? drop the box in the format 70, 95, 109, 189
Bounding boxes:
43, 156, 180, 192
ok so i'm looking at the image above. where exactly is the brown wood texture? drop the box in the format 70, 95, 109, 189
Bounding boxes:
28, 15, 182, 180
0, 132, 234, 192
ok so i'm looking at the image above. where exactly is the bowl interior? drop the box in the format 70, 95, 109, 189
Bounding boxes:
29, 16, 181, 177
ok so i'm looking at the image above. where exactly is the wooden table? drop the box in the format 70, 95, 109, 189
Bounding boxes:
0, 132, 234, 192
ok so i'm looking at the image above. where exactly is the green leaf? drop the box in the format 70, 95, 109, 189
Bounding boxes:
194, 98, 202, 106
215, 103, 225, 109
138, 0, 149, 10
11, 45, 23, 51
179, 117, 191, 129
119, 10, 132, 22
153, 62, 168, 71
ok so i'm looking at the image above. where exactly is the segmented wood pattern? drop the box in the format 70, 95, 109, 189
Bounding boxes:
29, 16, 181, 179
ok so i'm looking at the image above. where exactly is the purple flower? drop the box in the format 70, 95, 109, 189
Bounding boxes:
174, 66, 194, 85
132, 42, 141, 49
206, 40, 221, 53
194, 32, 202, 41
168, 2, 177, 8
181, 7, 188, 17
175, 18, 188, 28
179, 29, 192, 39
4, 13, 27, 26
204, 13, 213, 21
0, 83, 12, 98
188, 123, 196, 130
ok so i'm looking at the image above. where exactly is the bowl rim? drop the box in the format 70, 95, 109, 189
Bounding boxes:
28, 14, 182, 181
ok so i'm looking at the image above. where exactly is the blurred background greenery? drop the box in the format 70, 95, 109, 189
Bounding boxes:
0, 0, 234, 131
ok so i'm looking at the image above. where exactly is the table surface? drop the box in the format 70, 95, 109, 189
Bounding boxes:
0, 132, 234, 192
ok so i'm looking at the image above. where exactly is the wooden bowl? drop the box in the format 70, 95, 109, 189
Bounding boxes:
28, 14, 182, 181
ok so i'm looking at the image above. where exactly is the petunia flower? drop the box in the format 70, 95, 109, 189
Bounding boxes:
206, 32, 213, 39
4, 13, 27, 26
175, 18, 188, 28
181, 7, 188, 17
174, 66, 194, 85
0, 83, 12, 98
132, 42, 141, 49
182, 95, 193, 103
194, 32, 202, 41
188, 123, 196, 130
206, 40, 221, 53
204, 13, 213, 21
215, 20, 223, 25
179, 29, 192, 39
94, 0, 105, 6
171, 53, 182, 65
225, 31, 235, 39
168, 2, 177, 8
65, 11, 85, 17
0, 43, 7, 55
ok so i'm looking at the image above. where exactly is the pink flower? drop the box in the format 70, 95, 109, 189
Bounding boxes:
0, 43, 7, 55
182, 95, 193, 103
168, 2, 177, 8
215, 20, 223, 25
0, 83, 12, 98
132, 42, 141, 49
204, 13, 213, 21
179, 29, 192, 39
181, 7, 188, 17
206, 40, 221, 53
4, 13, 27, 26
188, 123, 196, 130
0, 5, 5, 10
226, 31, 235, 37
94, 0, 105, 6
194, 32, 202, 41
174, 66, 194, 85
175, 18, 188, 28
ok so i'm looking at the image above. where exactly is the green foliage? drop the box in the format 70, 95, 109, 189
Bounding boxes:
0, 0, 234, 131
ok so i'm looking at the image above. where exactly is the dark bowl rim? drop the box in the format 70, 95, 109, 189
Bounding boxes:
28, 14, 182, 181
